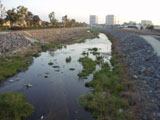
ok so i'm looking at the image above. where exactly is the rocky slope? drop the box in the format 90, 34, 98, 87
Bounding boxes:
0, 27, 87, 56
101, 27, 160, 120
0, 32, 32, 56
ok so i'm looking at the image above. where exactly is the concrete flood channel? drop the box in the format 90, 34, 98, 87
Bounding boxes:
0, 33, 112, 120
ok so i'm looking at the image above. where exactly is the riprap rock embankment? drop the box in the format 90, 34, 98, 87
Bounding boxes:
102, 27, 160, 120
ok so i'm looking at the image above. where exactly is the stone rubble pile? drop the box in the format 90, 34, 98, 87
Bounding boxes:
0, 32, 32, 56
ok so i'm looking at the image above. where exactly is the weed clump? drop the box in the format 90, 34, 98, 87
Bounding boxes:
88, 47, 100, 56
0, 56, 32, 82
82, 51, 89, 56
69, 68, 75, 71
79, 56, 133, 119
89, 28, 100, 38
32, 53, 41, 58
78, 57, 96, 78
88, 47, 98, 52
0, 92, 34, 120
95, 55, 104, 64
34, 41, 63, 52
66, 56, 72, 63
48, 62, 54, 66
53, 66, 60, 68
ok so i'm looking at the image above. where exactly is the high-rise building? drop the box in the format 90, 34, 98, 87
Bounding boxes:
105, 15, 116, 25
89, 15, 98, 25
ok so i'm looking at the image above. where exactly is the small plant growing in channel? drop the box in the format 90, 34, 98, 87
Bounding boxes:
88, 47, 98, 52
66, 56, 72, 63
88, 47, 100, 56
78, 56, 96, 78
82, 51, 89, 56
32, 53, 41, 58
69, 68, 75, 71
48, 62, 54, 66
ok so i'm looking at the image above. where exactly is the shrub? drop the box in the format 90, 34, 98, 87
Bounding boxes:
11, 26, 27, 30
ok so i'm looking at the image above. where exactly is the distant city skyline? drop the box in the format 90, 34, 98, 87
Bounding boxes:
2, 0, 160, 25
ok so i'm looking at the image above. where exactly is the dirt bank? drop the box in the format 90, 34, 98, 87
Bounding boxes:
0, 27, 88, 56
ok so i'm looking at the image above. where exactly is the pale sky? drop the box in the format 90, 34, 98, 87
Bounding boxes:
2, 0, 160, 25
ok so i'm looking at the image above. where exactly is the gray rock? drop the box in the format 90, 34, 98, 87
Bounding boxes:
99, 27, 160, 120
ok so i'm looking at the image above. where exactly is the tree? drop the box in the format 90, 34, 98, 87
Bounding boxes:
17, 6, 28, 17
70, 19, 76, 27
33, 15, 41, 26
49, 11, 57, 26
0, 0, 5, 26
16, 6, 28, 24
53, 19, 59, 27
0, 0, 5, 18
62, 15, 68, 28
147, 25, 154, 31
43, 21, 49, 26
0, 18, 4, 26
5, 6, 29, 26
6, 9, 17, 26
25, 11, 33, 26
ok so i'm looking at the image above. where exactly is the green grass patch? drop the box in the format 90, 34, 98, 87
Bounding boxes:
0, 56, 32, 83
34, 41, 63, 52
89, 28, 101, 38
78, 33, 135, 119
76, 28, 101, 43
88, 48, 100, 56
32, 52, 41, 58
82, 51, 89, 56
41, 43, 63, 51
0, 92, 34, 120
48, 62, 54, 66
66, 56, 72, 63
79, 57, 133, 120
34, 41, 42, 46
88, 47, 98, 52
88, 47, 100, 56
90, 51, 100, 56
78, 56, 96, 78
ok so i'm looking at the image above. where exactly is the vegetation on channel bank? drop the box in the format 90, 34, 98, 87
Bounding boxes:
0, 92, 34, 120
0, 28, 100, 119
78, 31, 135, 120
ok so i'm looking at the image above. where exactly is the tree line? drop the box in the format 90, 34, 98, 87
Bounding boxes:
0, 1, 87, 30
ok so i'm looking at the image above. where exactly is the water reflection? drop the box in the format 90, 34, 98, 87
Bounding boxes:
0, 33, 111, 120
